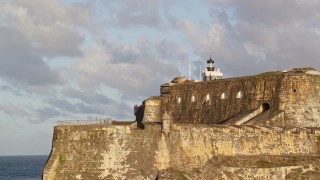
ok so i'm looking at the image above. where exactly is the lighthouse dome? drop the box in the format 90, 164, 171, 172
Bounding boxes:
207, 57, 214, 64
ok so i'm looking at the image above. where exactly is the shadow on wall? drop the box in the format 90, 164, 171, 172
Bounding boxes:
135, 105, 145, 129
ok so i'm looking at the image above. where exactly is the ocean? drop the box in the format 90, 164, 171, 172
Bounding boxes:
0, 155, 48, 180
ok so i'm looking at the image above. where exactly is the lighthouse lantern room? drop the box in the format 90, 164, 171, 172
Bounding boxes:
202, 57, 223, 81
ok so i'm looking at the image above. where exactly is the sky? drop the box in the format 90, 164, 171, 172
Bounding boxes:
0, 0, 320, 155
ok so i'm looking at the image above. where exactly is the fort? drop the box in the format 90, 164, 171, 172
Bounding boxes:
43, 59, 320, 179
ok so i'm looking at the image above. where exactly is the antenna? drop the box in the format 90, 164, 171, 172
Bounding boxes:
199, 65, 202, 81
179, 59, 181, 77
189, 64, 191, 80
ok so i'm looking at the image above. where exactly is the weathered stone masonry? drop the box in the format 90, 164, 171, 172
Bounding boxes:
160, 71, 320, 127
43, 123, 320, 179
43, 68, 320, 179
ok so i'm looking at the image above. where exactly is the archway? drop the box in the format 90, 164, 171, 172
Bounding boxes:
262, 103, 270, 112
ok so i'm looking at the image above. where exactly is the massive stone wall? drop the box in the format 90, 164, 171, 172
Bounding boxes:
43, 123, 162, 180
43, 123, 320, 179
161, 72, 320, 127
278, 74, 320, 127
43, 69, 320, 179
162, 73, 282, 124
162, 124, 320, 168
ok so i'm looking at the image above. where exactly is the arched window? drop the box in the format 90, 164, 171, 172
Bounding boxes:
177, 97, 182, 104
191, 96, 195, 102
205, 94, 210, 101
236, 91, 243, 98
220, 93, 226, 99
262, 103, 270, 111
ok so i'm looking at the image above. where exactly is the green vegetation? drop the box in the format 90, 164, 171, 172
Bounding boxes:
258, 71, 278, 76
59, 154, 65, 164
316, 136, 320, 142
182, 175, 189, 180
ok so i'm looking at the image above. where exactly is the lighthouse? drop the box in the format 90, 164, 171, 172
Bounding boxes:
202, 57, 223, 81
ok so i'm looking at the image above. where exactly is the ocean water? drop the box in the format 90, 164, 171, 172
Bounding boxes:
0, 155, 48, 180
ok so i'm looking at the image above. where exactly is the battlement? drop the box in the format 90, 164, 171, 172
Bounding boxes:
171, 124, 320, 135
57, 119, 113, 126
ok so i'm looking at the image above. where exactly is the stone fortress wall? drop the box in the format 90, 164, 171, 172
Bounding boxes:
155, 69, 320, 127
43, 122, 320, 180
43, 67, 320, 179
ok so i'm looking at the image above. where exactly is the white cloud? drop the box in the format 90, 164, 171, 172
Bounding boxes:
178, 0, 320, 77
1, 0, 320, 155
0, 0, 91, 57
73, 40, 178, 98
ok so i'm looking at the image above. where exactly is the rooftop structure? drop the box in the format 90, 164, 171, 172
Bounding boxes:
202, 57, 223, 81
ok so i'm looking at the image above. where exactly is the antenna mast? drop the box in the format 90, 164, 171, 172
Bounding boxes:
179, 59, 181, 77
199, 65, 202, 81
189, 63, 191, 80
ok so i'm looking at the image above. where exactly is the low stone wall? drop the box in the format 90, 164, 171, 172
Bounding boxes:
43, 124, 320, 179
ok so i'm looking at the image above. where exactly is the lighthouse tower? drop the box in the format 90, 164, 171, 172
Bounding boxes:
202, 57, 223, 81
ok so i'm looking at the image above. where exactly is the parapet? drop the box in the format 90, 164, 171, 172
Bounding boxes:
170, 123, 320, 135
161, 77, 187, 95
290, 67, 316, 73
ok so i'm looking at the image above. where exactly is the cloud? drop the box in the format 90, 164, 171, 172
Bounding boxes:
0, 0, 94, 89
62, 87, 116, 105
0, 104, 30, 117
43, 87, 134, 120
0, 28, 64, 86
28, 106, 63, 123
0, 85, 22, 96
2, 0, 320, 124
0, 0, 91, 57
177, 0, 320, 77
98, 0, 174, 28
73, 40, 178, 99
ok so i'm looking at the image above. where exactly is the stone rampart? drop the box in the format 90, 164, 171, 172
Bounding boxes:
43, 123, 162, 180
43, 123, 320, 179
161, 72, 320, 127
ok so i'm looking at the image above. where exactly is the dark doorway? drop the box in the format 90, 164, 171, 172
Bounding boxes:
262, 103, 270, 112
